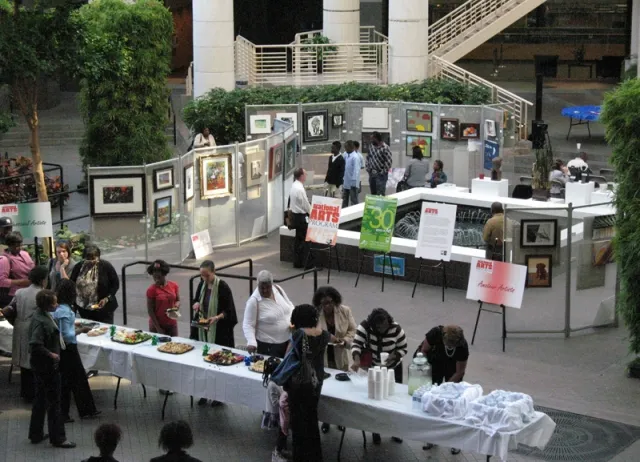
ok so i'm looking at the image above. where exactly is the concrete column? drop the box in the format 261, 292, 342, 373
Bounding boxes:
388, 0, 428, 83
193, 0, 235, 96
632, 0, 640, 67
323, 0, 360, 44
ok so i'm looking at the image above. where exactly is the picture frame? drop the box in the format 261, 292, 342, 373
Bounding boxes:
362, 107, 389, 129
440, 118, 460, 141
460, 123, 481, 140
284, 136, 297, 177
406, 135, 432, 158
249, 114, 272, 135
153, 166, 174, 192
303, 110, 329, 142
154, 196, 172, 228
361, 131, 390, 154
246, 150, 265, 187
332, 113, 344, 128
269, 143, 284, 180
520, 219, 557, 248
89, 174, 147, 217
276, 112, 298, 131
485, 119, 497, 137
525, 255, 553, 288
406, 109, 433, 133
199, 153, 233, 200
183, 164, 194, 203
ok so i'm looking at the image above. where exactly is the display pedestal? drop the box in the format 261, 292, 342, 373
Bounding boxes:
591, 189, 614, 205
566, 181, 594, 206
452, 146, 470, 187
471, 178, 509, 197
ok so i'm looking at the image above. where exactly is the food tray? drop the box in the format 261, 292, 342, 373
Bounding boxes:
191, 320, 211, 329
248, 360, 265, 373
157, 343, 195, 355
111, 334, 152, 345
75, 320, 99, 328
204, 351, 244, 366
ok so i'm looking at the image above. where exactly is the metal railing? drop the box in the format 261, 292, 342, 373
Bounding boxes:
291, 27, 388, 46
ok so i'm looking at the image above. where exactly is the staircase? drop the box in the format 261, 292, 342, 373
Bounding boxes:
429, 0, 547, 63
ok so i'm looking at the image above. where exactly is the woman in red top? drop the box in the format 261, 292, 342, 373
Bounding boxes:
146, 260, 180, 337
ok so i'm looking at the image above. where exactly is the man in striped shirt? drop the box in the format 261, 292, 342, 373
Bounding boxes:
365, 132, 393, 196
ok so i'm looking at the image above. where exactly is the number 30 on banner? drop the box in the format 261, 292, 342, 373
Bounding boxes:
369, 206, 394, 231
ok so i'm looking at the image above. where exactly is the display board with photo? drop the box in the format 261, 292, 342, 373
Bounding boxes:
525, 255, 552, 288
250, 114, 272, 135
406, 135, 432, 158
269, 144, 284, 180
520, 219, 557, 248
284, 136, 297, 177
460, 123, 480, 139
90, 174, 147, 217
199, 153, 233, 199
276, 112, 298, 131
303, 110, 329, 142
154, 196, 172, 227
406, 109, 433, 133
246, 151, 265, 187
332, 113, 344, 128
183, 164, 194, 202
153, 166, 174, 192
440, 118, 460, 141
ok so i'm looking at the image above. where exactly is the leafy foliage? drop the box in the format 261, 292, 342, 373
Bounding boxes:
75, 0, 173, 167
601, 79, 640, 355
183, 80, 492, 145
0, 112, 14, 135
0, 156, 69, 206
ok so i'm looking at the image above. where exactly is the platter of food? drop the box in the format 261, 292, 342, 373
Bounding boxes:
191, 318, 210, 329
166, 308, 181, 320
204, 350, 245, 366
157, 342, 194, 355
248, 359, 265, 373
87, 326, 109, 337
75, 320, 99, 328
111, 329, 152, 345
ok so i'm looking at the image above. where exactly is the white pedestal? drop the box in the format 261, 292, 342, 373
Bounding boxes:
566, 181, 595, 206
471, 178, 509, 198
437, 183, 469, 194
591, 189, 614, 205
452, 146, 470, 188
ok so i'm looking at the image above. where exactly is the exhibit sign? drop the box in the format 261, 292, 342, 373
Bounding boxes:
415, 202, 457, 262
191, 229, 213, 260
306, 196, 341, 246
466, 258, 526, 309
373, 255, 405, 277
483, 140, 500, 170
0, 203, 53, 239
359, 195, 398, 253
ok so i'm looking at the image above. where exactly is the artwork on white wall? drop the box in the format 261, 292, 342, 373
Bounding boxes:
276, 112, 298, 131
250, 114, 272, 134
362, 107, 389, 130
484, 119, 497, 137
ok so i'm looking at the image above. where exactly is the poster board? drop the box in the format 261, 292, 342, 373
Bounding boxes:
306, 196, 341, 246
191, 229, 213, 260
415, 202, 457, 262
483, 140, 500, 170
359, 195, 398, 253
1, 203, 53, 239
466, 258, 526, 309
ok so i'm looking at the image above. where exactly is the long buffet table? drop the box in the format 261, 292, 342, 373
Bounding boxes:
1, 322, 556, 461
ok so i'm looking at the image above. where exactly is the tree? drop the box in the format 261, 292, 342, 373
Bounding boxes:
75, 0, 173, 167
0, 0, 81, 202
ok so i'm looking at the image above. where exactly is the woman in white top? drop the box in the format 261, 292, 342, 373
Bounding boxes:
243, 270, 294, 358
194, 127, 216, 149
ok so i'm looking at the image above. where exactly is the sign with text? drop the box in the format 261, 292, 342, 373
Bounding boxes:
306, 196, 341, 246
373, 255, 405, 277
466, 258, 526, 309
191, 229, 213, 260
1, 203, 53, 239
359, 195, 398, 253
483, 140, 500, 170
415, 202, 457, 262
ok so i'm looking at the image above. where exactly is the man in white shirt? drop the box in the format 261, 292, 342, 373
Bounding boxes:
567, 151, 592, 179
289, 168, 312, 268
243, 270, 295, 357
194, 127, 216, 149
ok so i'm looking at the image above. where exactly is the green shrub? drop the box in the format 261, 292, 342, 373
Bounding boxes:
183, 80, 492, 145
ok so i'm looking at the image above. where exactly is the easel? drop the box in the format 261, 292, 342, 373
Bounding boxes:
471, 300, 507, 352
412, 258, 447, 302
302, 243, 341, 283
354, 249, 395, 292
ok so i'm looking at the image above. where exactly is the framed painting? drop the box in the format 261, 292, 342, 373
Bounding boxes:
525, 255, 552, 288
199, 153, 233, 200
284, 136, 297, 176
250, 114, 272, 135
246, 151, 265, 187
361, 131, 390, 154
90, 174, 147, 217
154, 196, 172, 228
520, 219, 557, 248
406, 135, 432, 158
276, 112, 298, 131
183, 164, 194, 202
332, 113, 344, 128
269, 144, 284, 180
153, 166, 174, 192
440, 118, 460, 141
460, 123, 480, 140
406, 109, 432, 133
303, 110, 328, 142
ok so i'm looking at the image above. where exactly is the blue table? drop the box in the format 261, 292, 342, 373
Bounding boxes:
561, 105, 601, 140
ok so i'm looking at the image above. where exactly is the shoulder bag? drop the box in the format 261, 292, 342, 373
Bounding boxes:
284, 197, 294, 229
288, 331, 319, 392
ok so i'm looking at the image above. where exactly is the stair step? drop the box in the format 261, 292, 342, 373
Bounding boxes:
0, 137, 83, 148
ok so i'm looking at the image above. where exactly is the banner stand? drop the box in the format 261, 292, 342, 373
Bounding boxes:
354, 250, 395, 292
471, 300, 507, 352
302, 243, 341, 284
411, 258, 447, 302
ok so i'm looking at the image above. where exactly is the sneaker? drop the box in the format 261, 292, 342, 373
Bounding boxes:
52, 440, 76, 449
272, 449, 289, 462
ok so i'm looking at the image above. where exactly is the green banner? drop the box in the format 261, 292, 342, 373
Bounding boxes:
359, 195, 398, 253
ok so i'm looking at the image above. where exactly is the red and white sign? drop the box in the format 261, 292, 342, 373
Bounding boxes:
466, 257, 526, 309
305, 196, 341, 246
415, 202, 457, 262
191, 230, 212, 260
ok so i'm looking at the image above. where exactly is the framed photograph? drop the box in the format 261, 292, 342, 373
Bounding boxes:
153, 166, 174, 192
362, 107, 389, 129
269, 144, 284, 180
361, 131, 390, 154
332, 113, 344, 128
199, 153, 233, 200
460, 123, 481, 139
154, 196, 172, 228
440, 118, 460, 141
592, 240, 614, 266
250, 114, 272, 135
276, 112, 298, 131
406, 135, 432, 158
485, 119, 497, 137
520, 219, 557, 248
406, 109, 432, 133
183, 164, 194, 202
284, 136, 297, 176
90, 174, 146, 217
246, 151, 265, 187
525, 255, 552, 288
303, 110, 328, 142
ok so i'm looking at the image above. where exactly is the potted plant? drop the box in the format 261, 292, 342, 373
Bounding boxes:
301, 35, 337, 74
531, 146, 553, 201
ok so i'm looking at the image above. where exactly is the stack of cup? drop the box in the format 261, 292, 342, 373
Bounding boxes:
373, 366, 383, 400
387, 369, 396, 396
367, 369, 375, 399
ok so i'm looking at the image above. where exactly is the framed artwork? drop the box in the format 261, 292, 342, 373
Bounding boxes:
460, 123, 480, 139
525, 255, 552, 288
592, 240, 614, 266
440, 118, 460, 141
362, 107, 389, 129
154, 196, 172, 228
249, 114, 272, 134
303, 110, 328, 142
199, 153, 233, 200
485, 119, 497, 137
284, 136, 297, 176
153, 166, 174, 192
90, 174, 146, 217
332, 113, 344, 128
406, 135, 432, 158
406, 109, 432, 133
361, 131, 390, 154
183, 164, 194, 202
246, 151, 265, 187
520, 219, 557, 248
276, 112, 298, 131
269, 144, 284, 180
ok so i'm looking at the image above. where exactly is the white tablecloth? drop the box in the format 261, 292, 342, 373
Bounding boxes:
0, 320, 14, 353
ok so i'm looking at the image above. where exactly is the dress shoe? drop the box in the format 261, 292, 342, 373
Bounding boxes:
52, 440, 76, 449
451, 448, 461, 455
372, 433, 381, 444
321, 423, 330, 433
80, 410, 102, 419
30, 434, 48, 444
423, 443, 435, 450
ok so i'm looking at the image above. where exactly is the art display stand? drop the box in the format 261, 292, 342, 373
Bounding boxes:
355, 250, 395, 292
412, 258, 447, 302
302, 243, 341, 284
471, 300, 507, 352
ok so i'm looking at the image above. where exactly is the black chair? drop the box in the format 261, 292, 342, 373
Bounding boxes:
512, 184, 533, 199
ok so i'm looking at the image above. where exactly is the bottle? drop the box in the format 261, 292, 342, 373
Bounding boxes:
408, 352, 428, 395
